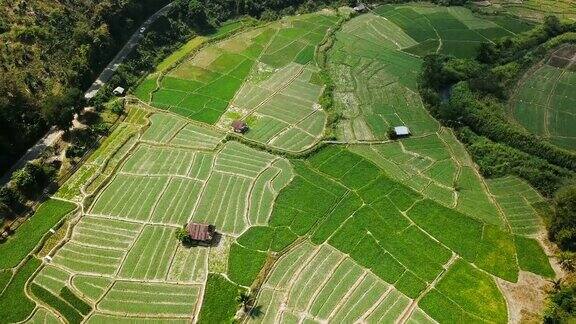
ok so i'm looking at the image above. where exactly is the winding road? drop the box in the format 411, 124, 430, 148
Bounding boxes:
0, 2, 176, 186
84, 1, 176, 99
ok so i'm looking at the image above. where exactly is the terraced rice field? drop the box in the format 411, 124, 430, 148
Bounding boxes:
251, 242, 433, 323
7, 6, 556, 324
511, 44, 576, 150
218, 13, 340, 152
329, 11, 438, 141
477, 0, 576, 21
330, 5, 533, 142
27, 108, 293, 322
138, 11, 338, 153
350, 133, 497, 225
245, 145, 553, 322
375, 5, 534, 58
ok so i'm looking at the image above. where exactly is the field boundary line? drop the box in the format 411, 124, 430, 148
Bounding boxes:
244, 157, 280, 227
290, 246, 339, 311
186, 145, 221, 226
542, 66, 567, 137
326, 269, 368, 321
272, 245, 322, 322
302, 254, 347, 317
397, 253, 458, 324
145, 176, 173, 224
242, 64, 306, 121
360, 285, 394, 322
192, 251, 209, 324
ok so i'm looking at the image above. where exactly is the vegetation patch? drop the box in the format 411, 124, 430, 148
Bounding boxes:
0, 269, 12, 293
30, 283, 84, 324
0, 199, 76, 270
59, 286, 92, 315
514, 235, 555, 278
429, 259, 508, 323
198, 273, 243, 324
0, 258, 41, 323
227, 243, 267, 287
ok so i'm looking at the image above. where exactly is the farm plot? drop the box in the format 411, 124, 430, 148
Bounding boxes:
329, 13, 439, 141
89, 132, 292, 232
146, 14, 336, 127
55, 119, 142, 202
251, 242, 429, 323
227, 63, 326, 152
486, 176, 545, 235
217, 13, 340, 152
511, 48, 576, 150
148, 24, 276, 123
28, 108, 298, 322
476, 0, 576, 21
375, 4, 532, 58
254, 146, 554, 323
141, 113, 225, 150
134, 21, 249, 105
26, 307, 62, 324
97, 281, 201, 318
348, 130, 511, 228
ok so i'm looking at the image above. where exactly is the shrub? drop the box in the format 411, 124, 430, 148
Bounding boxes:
110, 100, 125, 116
175, 226, 193, 246
197, 273, 243, 324
550, 185, 576, 250
0, 258, 41, 323
544, 281, 576, 323
0, 199, 76, 270
31, 283, 83, 323
227, 243, 267, 286
11, 162, 53, 198
66, 144, 87, 159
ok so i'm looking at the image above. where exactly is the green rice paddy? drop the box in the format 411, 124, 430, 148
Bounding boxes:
0, 5, 556, 324
512, 44, 576, 151
476, 0, 576, 22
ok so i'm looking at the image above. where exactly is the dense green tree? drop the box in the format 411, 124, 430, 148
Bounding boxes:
544, 282, 576, 323
42, 88, 82, 131
11, 165, 39, 197
550, 185, 576, 251
420, 54, 458, 90
188, 0, 205, 20
476, 42, 498, 64
544, 15, 563, 37
0, 186, 24, 213
0, 72, 45, 172
176, 226, 193, 245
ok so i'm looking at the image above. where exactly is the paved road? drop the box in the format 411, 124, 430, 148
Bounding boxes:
0, 2, 175, 186
0, 128, 64, 186
84, 1, 176, 99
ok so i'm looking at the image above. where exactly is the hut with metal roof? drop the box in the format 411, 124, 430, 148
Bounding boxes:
394, 126, 411, 138
186, 223, 215, 243
231, 120, 249, 134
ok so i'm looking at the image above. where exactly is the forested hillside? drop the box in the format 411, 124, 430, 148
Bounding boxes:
0, 0, 171, 172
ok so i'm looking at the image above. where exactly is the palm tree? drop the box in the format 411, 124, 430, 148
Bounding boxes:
558, 251, 575, 272
237, 292, 252, 312
550, 278, 563, 291
248, 305, 263, 319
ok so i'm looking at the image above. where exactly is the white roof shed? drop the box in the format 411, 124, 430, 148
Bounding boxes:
354, 4, 367, 12
394, 126, 410, 136
113, 87, 125, 96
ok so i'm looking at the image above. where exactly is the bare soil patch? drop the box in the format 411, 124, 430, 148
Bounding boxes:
497, 271, 551, 324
